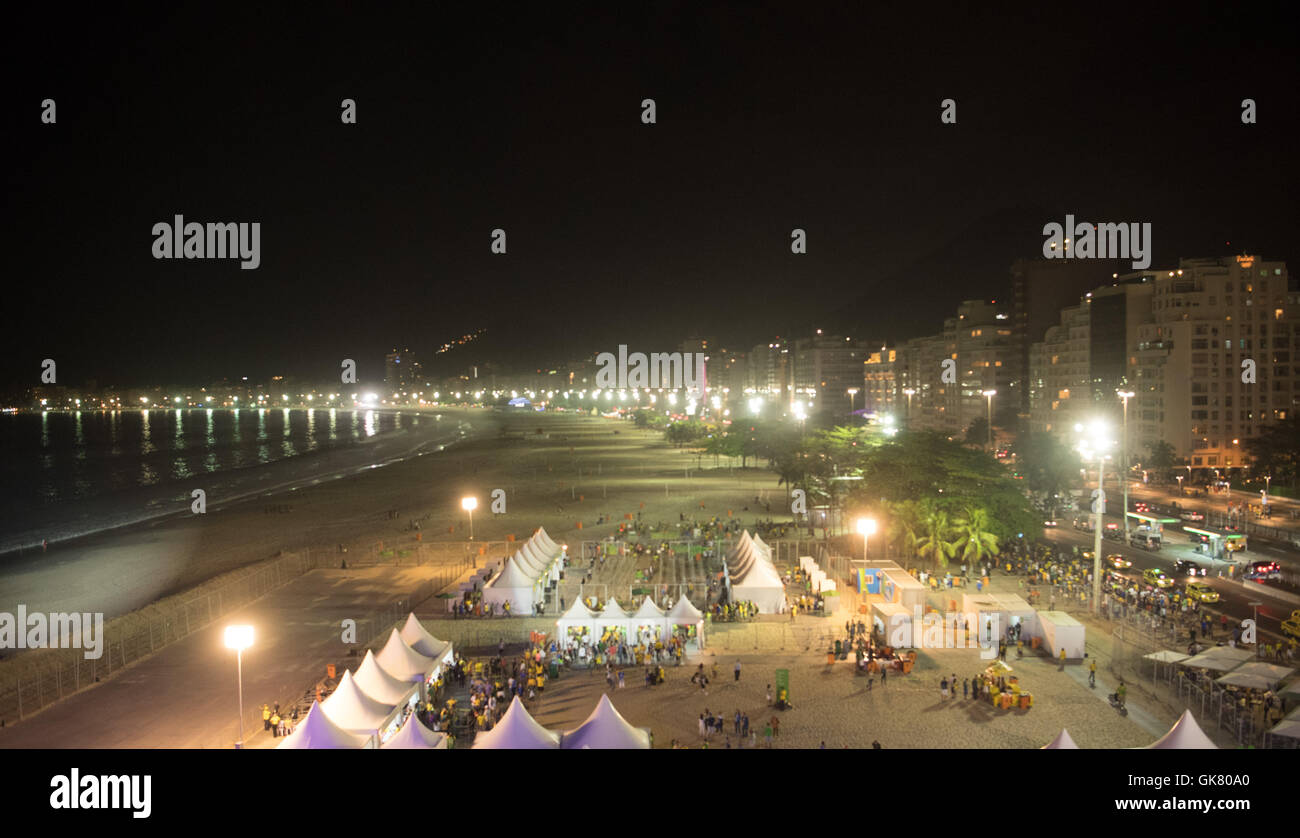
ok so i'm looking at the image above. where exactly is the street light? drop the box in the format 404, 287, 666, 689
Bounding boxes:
1117, 390, 1135, 543
982, 390, 996, 452
902, 388, 915, 427
224, 625, 254, 748
847, 387, 859, 416
1075, 420, 1114, 615
462, 496, 478, 540
856, 517, 877, 561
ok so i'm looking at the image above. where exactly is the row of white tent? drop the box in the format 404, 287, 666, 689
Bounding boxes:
473, 694, 651, 749
483, 527, 566, 613
278, 614, 455, 749
556, 594, 706, 649
1045, 709, 1222, 749
797, 555, 836, 594
724, 531, 786, 613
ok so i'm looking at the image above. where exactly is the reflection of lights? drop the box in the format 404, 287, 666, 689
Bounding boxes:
749, 398, 763, 415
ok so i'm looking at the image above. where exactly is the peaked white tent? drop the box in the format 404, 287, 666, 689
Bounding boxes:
399, 613, 455, 665
560, 694, 651, 749
321, 669, 401, 736
666, 595, 705, 649
354, 650, 419, 706
375, 628, 435, 684
1147, 709, 1219, 749
482, 554, 539, 613
472, 696, 560, 749
277, 700, 373, 749
557, 598, 599, 648
632, 597, 667, 643
381, 713, 448, 749
596, 599, 631, 644
533, 526, 562, 555
1042, 729, 1080, 749
726, 532, 786, 614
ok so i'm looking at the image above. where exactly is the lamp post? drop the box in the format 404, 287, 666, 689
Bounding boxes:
462, 496, 478, 540
224, 625, 254, 748
903, 388, 915, 427
1117, 390, 1134, 543
982, 389, 996, 452
857, 517, 877, 561
1075, 420, 1114, 615
847, 387, 859, 417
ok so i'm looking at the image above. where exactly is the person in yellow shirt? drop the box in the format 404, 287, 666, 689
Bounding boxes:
262, 704, 271, 731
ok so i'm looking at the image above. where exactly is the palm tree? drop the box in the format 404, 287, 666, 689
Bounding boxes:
952, 506, 1000, 566
886, 500, 921, 559
915, 507, 958, 571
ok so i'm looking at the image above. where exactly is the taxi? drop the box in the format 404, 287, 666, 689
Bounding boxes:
1184, 581, 1219, 603
1142, 568, 1174, 588
1283, 616, 1300, 641
1106, 554, 1132, 569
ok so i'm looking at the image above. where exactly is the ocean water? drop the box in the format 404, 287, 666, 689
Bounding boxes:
0, 408, 461, 554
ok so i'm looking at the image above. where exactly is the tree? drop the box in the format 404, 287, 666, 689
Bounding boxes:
915, 504, 959, 571
1014, 431, 1081, 515
952, 506, 1000, 565
1247, 416, 1300, 487
965, 417, 989, 447
1146, 440, 1177, 473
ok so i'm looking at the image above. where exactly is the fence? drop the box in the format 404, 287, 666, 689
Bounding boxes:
0, 549, 319, 726
332, 540, 515, 569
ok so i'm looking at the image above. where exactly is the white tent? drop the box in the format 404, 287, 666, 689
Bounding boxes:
631, 597, 667, 643
321, 669, 401, 736
666, 595, 705, 648
556, 598, 599, 648
277, 701, 373, 749
472, 696, 560, 749
1229, 661, 1295, 685
596, 599, 631, 644
1147, 709, 1219, 749
1042, 729, 1080, 749
1181, 648, 1253, 672
381, 713, 448, 749
375, 628, 435, 684
1216, 671, 1277, 690
560, 694, 651, 749
726, 534, 786, 614
482, 554, 539, 613
399, 613, 454, 664
533, 526, 562, 555
354, 650, 419, 706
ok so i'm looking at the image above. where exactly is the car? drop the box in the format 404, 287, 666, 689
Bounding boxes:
1282, 617, 1300, 642
1133, 501, 1150, 513
1179, 510, 1205, 522
1174, 560, 1207, 577
1081, 550, 1095, 561
1143, 568, 1173, 588
1244, 561, 1282, 581
1043, 519, 1058, 527
1106, 554, 1132, 569
1184, 581, 1219, 603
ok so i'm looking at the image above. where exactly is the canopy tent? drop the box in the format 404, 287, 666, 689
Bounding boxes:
1042, 729, 1080, 749
533, 526, 562, 555
1193, 645, 1254, 663
726, 532, 786, 614
560, 694, 651, 749
277, 701, 373, 749
1264, 719, 1300, 748
1228, 661, 1295, 685
472, 696, 560, 749
556, 598, 600, 648
482, 554, 541, 613
354, 650, 419, 706
1278, 680, 1300, 702
380, 713, 448, 749
666, 595, 706, 649
1143, 650, 1191, 664
1146, 709, 1218, 749
1215, 671, 1278, 690
399, 614, 454, 665
1181, 648, 1253, 673
631, 597, 667, 643
321, 670, 402, 736
375, 628, 435, 684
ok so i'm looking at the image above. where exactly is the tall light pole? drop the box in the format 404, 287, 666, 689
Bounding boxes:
1117, 390, 1134, 543
856, 516, 877, 561
982, 389, 996, 452
224, 625, 254, 748
903, 388, 916, 427
847, 387, 859, 417
1076, 420, 1114, 615
462, 495, 478, 540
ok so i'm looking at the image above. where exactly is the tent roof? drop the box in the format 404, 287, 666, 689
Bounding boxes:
375, 628, 435, 683
399, 613, 453, 662
472, 696, 560, 749
1042, 729, 1079, 749
1147, 709, 1218, 749
533, 526, 561, 554
1215, 671, 1276, 690
1229, 661, 1295, 682
598, 599, 629, 619
491, 555, 539, 587
560, 598, 599, 620
633, 598, 665, 619
354, 650, 418, 706
561, 694, 651, 749
277, 701, 371, 749
1266, 719, 1300, 741
1182, 650, 1250, 672
1198, 645, 1255, 662
515, 542, 551, 574
667, 596, 703, 621
321, 670, 397, 734
381, 713, 448, 749
1143, 650, 1190, 663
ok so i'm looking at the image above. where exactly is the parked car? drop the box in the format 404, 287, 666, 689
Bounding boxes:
1244, 561, 1282, 581
1143, 568, 1173, 588
1043, 519, 1058, 528
1173, 560, 1207, 577
1179, 510, 1205, 522
1282, 616, 1300, 641
1184, 581, 1219, 603
1106, 554, 1132, 569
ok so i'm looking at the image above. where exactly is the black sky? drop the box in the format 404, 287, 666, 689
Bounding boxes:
3, 3, 1297, 391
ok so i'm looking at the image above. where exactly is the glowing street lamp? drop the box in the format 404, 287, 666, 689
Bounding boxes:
223, 625, 254, 748
847, 387, 859, 415
1075, 420, 1113, 614
902, 388, 916, 425
856, 517, 877, 561
982, 389, 996, 451
461, 496, 478, 540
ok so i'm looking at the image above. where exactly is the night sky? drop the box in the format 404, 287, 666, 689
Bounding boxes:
3, 4, 1296, 391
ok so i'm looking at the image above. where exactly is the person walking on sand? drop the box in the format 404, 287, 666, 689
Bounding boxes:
940, 677, 950, 700
734, 659, 742, 681
766, 684, 773, 706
